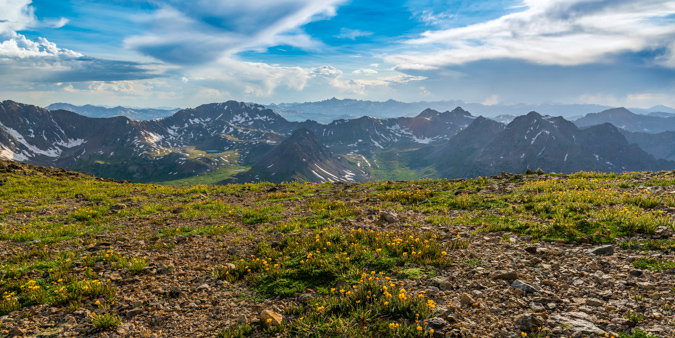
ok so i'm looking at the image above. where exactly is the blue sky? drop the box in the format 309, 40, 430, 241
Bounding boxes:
1, 0, 674, 109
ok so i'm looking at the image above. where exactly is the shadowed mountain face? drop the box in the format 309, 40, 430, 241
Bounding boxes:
574, 107, 675, 133
621, 130, 675, 161
226, 128, 370, 184
426, 112, 674, 178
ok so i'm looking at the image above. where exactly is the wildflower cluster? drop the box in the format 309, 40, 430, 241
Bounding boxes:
0, 291, 20, 315
290, 275, 437, 337
214, 225, 449, 299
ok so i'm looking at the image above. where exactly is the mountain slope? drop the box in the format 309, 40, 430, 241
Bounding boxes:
574, 107, 675, 133
423, 117, 505, 178
621, 130, 675, 161
227, 128, 370, 183
428, 112, 674, 178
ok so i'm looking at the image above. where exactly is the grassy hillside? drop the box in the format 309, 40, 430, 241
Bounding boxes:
0, 160, 673, 337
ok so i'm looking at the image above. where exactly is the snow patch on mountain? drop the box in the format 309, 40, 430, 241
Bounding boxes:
0, 146, 29, 161
56, 138, 86, 148
530, 130, 550, 144
0, 122, 62, 157
141, 131, 164, 145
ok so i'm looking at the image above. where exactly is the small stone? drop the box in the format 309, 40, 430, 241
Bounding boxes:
126, 308, 143, 318
515, 314, 544, 332
629, 269, 643, 277
585, 298, 604, 307
550, 312, 605, 335
587, 245, 614, 256
424, 317, 449, 338
530, 302, 545, 312
459, 293, 475, 305
260, 309, 283, 327
525, 246, 539, 254
425, 286, 440, 298
511, 279, 542, 294
542, 279, 558, 288
379, 211, 398, 223
430, 276, 452, 290
637, 282, 655, 290
490, 271, 519, 281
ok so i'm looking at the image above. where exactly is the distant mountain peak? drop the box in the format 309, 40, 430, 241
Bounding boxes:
417, 108, 441, 118
450, 107, 470, 115
575, 106, 675, 133
227, 128, 369, 183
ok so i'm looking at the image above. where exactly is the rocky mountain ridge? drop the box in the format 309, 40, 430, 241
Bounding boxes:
0, 100, 473, 182
2, 99, 675, 183
421, 112, 673, 178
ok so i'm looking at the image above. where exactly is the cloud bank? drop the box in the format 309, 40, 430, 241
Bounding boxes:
387, 0, 675, 69
125, 0, 347, 65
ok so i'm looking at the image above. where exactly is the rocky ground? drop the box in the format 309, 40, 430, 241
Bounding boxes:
0, 160, 673, 338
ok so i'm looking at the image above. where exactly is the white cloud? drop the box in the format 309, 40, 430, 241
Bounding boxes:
413, 10, 455, 26
189, 59, 313, 97
184, 59, 428, 98
0, 34, 82, 58
125, 0, 347, 64
336, 28, 374, 40
352, 68, 378, 75
0, 0, 35, 36
0, 0, 69, 36
378, 74, 427, 84
482, 94, 500, 106
387, 0, 675, 69
394, 63, 438, 71
42, 17, 69, 29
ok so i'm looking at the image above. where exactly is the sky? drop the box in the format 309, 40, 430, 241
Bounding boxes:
0, 0, 674, 109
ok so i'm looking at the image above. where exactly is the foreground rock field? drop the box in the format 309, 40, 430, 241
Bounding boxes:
0, 160, 673, 338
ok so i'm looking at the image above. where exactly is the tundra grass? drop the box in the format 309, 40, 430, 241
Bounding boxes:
2, 167, 675, 337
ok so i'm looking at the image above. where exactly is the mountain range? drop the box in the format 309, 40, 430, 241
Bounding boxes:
419, 113, 672, 178
46, 103, 179, 121
574, 107, 675, 133
46, 98, 675, 125
268, 98, 675, 122
1, 99, 674, 184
